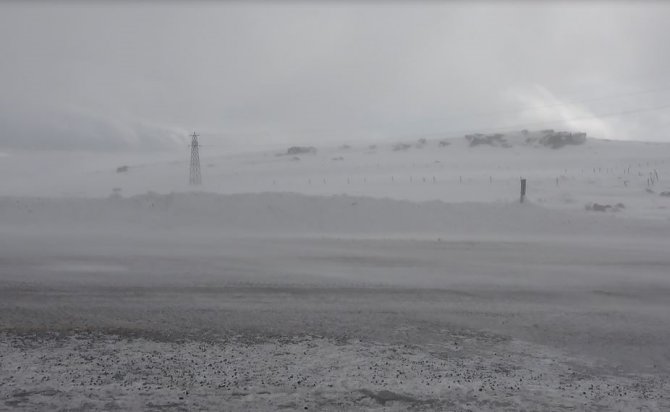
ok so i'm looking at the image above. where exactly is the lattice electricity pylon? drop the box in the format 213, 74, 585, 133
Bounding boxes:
189, 132, 202, 185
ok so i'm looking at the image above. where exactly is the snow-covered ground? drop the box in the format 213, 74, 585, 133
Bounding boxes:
1, 132, 670, 410
1, 132, 669, 218
2, 331, 667, 411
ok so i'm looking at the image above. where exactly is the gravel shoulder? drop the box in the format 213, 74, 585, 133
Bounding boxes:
2, 330, 668, 411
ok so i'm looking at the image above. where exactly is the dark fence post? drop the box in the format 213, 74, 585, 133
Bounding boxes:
520, 178, 527, 203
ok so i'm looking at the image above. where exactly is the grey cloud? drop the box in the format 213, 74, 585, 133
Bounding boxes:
0, 103, 186, 151
1, 2, 669, 151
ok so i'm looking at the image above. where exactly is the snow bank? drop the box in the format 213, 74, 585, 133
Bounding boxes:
1, 192, 666, 240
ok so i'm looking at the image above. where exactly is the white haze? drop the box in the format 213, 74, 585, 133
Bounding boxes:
2, 2, 670, 410
1, 1, 670, 152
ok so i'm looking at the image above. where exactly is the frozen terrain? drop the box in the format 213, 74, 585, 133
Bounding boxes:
1, 132, 670, 410
2, 131, 669, 218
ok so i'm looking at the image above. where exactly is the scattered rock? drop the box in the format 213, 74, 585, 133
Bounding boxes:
536, 131, 587, 149
465, 133, 509, 148
415, 138, 427, 148
392, 143, 412, 151
585, 202, 624, 212
286, 146, 317, 156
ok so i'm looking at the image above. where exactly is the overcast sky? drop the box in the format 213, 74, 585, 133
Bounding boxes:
1, 1, 670, 151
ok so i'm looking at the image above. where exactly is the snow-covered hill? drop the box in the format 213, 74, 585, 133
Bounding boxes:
1, 131, 669, 219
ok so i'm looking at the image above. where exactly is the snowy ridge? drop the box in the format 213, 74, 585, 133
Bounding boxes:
2, 133, 669, 222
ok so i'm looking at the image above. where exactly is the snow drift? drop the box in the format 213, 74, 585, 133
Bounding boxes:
1, 192, 666, 240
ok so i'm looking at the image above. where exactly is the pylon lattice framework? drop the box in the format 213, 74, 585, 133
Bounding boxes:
189, 132, 202, 185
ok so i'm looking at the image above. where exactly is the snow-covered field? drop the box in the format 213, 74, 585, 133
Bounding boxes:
1, 133, 670, 410
2, 131, 669, 217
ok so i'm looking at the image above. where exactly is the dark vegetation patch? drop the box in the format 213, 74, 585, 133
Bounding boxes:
392, 143, 412, 151
585, 202, 625, 212
465, 133, 509, 148
282, 146, 317, 156
533, 130, 587, 149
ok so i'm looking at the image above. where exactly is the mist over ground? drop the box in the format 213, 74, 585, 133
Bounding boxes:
2, 2, 670, 411
2, 133, 670, 410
